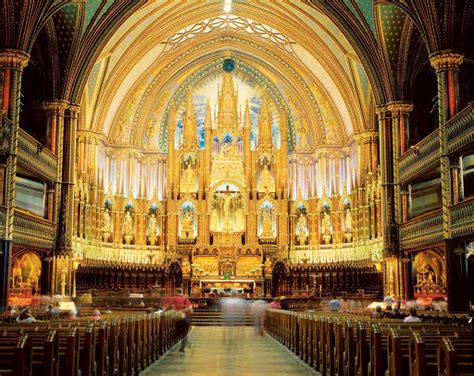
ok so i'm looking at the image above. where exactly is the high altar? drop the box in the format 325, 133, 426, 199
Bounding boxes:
70, 60, 385, 298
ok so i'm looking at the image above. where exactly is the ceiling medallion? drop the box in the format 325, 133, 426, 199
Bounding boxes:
223, 58, 235, 72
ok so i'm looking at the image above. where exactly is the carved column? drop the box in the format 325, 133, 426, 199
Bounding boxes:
0, 49, 29, 310
430, 50, 464, 311
451, 163, 460, 205
387, 102, 412, 229
376, 106, 397, 256
401, 190, 409, 223
56, 104, 80, 256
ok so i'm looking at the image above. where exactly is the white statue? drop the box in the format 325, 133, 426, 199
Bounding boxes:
322, 211, 331, 235
296, 213, 308, 245
182, 163, 196, 192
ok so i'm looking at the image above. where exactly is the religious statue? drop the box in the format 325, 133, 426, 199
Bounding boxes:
181, 210, 194, 238
147, 213, 158, 246
123, 210, 134, 245
261, 207, 274, 238
102, 209, 112, 242
235, 207, 245, 232
321, 210, 331, 244
296, 213, 308, 245
344, 207, 353, 242
182, 163, 196, 193
182, 258, 191, 277
257, 164, 275, 193
223, 194, 232, 231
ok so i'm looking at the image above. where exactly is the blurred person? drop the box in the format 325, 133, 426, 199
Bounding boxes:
383, 295, 394, 310
45, 304, 59, 319
269, 298, 281, 309
170, 288, 193, 353
404, 308, 421, 323
371, 305, 384, 319
329, 296, 341, 312
390, 307, 404, 319
16, 308, 36, 324
69, 309, 79, 321
250, 300, 267, 335
91, 309, 102, 321
279, 296, 289, 310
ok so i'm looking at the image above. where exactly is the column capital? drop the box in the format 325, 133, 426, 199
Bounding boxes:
0, 49, 29, 69
43, 100, 69, 115
354, 130, 378, 143
68, 103, 81, 117
429, 50, 463, 72
387, 101, 413, 115
375, 105, 390, 119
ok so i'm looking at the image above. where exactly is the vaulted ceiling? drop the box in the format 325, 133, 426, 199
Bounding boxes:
2, 0, 472, 150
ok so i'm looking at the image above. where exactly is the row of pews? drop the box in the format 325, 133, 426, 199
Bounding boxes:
0, 310, 184, 376
265, 309, 474, 376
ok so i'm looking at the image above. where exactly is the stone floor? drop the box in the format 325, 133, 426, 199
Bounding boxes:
141, 326, 319, 376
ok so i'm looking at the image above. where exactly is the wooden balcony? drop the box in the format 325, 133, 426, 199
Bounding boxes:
399, 129, 439, 182
446, 102, 474, 154
13, 209, 55, 249
450, 197, 474, 238
18, 128, 57, 182
400, 209, 443, 250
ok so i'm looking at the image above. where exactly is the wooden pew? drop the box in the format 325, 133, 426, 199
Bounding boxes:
437, 336, 474, 376
0, 334, 32, 376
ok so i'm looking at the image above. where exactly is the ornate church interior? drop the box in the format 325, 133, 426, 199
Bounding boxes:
0, 1, 473, 375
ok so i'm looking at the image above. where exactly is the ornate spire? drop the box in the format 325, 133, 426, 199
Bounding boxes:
182, 90, 197, 149
258, 95, 273, 149
217, 72, 239, 132
204, 99, 212, 129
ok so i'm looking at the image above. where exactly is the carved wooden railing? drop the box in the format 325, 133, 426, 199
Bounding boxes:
75, 239, 166, 266
13, 209, 55, 249
446, 102, 474, 154
400, 209, 443, 249
18, 128, 57, 181
449, 197, 474, 238
399, 129, 439, 182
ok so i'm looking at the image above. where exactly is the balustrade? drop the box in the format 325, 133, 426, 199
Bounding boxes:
18, 128, 57, 181
399, 129, 439, 182
400, 209, 443, 249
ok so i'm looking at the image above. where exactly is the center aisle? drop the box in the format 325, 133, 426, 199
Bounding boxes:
141, 326, 318, 376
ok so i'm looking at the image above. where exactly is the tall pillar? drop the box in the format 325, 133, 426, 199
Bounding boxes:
56, 104, 80, 255
430, 50, 464, 311
387, 102, 412, 227
376, 106, 397, 256
0, 49, 29, 310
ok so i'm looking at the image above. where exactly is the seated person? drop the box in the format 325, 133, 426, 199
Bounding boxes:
403, 308, 421, 323
329, 297, 341, 312
16, 308, 36, 324
371, 305, 384, 319
390, 307, 404, 319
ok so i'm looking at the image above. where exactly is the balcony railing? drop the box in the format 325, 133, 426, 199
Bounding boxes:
400, 209, 443, 249
13, 209, 55, 249
399, 129, 439, 182
18, 128, 57, 181
450, 197, 474, 238
446, 102, 474, 154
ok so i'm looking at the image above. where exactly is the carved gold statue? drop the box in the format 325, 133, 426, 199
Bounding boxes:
257, 164, 275, 193
296, 213, 308, 245
147, 213, 158, 246
102, 209, 112, 242
123, 210, 134, 245
181, 210, 194, 238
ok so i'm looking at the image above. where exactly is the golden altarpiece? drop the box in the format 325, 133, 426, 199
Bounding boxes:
69, 66, 385, 297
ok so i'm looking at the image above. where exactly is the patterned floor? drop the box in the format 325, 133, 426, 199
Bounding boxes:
141, 326, 319, 376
